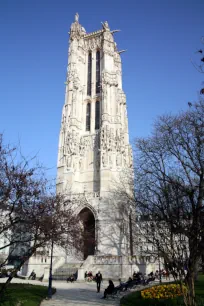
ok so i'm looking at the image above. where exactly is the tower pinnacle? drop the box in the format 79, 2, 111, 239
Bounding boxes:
75, 13, 79, 22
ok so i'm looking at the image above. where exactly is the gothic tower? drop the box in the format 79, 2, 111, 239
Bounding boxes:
57, 14, 133, 268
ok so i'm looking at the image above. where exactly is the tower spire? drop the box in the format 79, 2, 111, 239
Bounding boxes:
69, 12, 84, 40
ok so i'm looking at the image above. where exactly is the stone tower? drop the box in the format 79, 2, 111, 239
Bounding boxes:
57, 14, 133, 275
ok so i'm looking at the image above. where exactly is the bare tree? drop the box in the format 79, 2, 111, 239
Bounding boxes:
132, 99, 204, 306
191, 36, 204, 95
0, 135, 83, 298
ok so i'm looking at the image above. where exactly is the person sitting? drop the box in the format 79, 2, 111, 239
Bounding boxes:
67, 276, 71, 282
155, 270, 159, 279
124, 277, 133, 290
73, 271, 78, 281
32, 272, 36, 280
118, 278, 123, 286
29, 271, 36, 280
67, 275, 75, 282
28, 270, 35, 280
133, 271, 137, 279
84, 271, 88, 279
114, 278, 126, 292
102, 280, 115, 299
125, 277, 133, 286
144, 273, 155, 284
71, 275, 75, 282
39, 274, 44, 282
134, 272, 141, 282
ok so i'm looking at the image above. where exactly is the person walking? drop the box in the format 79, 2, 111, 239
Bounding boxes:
95, 271, 103, 293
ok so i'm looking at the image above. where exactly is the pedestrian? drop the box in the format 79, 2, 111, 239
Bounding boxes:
102, 280, 114, 299
28, 270, 35, 280
95, 271, 103, 293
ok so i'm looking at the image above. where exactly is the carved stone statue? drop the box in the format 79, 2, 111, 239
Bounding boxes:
109, 154, 113, 167
116, 154, 121, 166
66, 154, 72, 169
102, 153, 108, 167
103, 21, 110, 31
78, 158, 82, 169
79, 137, 85, 156
75, 13, 79, 22
66, 131, 73, 154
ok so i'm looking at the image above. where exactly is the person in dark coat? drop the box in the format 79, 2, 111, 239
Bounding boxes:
95, 271, 103, 292
102, 280, 115, 299
133, 271, 137, 279
28, 270, 35, 280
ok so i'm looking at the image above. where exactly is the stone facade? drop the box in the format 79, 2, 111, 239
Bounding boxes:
57, 14, 133, 264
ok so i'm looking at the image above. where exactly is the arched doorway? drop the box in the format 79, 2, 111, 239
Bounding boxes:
79, 207, 95, 260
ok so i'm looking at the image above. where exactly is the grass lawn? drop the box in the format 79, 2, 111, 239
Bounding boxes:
120, 275, 204, 306
0, 283, 56, 306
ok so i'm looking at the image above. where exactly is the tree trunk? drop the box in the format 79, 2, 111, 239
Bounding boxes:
185, 272, 196, 306
0, 259, 26, 299
0, 247, 37, 300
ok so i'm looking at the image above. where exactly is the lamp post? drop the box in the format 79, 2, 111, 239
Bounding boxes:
129, 207, 133, 277
129, 209, 133, 257
48, 201, 54, 299
48, 238, 54, 298
158, 252, 162, 284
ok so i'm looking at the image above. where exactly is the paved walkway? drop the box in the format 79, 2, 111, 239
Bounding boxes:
0, 277, 165, 306
41, 281, 119, 306
0, 278, 119, 306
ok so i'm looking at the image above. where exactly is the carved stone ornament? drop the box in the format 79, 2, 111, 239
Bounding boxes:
95, 154, 100, 169
116, 154, 122, 166
101, 125, 110, 151
103, 31, 114, 43
66, 155, 72, 168
65, 129, 79, 156
128, 146, 133, 167
102, 152, 108, 167
94, 256, 121, 265
79, 134, 100, 156
102, 21, 110, 31
61, 113, 67, 131
109, 153, 113, 167
75, 12, 79, 22
102, 71, 118, 87
84, 36, 102, 51
69, 15, 85, 41
84, 192, 100, 202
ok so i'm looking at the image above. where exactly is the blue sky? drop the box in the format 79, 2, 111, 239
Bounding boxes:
0, 0, 203, 178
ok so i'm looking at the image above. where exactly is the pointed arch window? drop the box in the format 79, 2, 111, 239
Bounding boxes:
95, 101, 100, 130
96, 50, 100, 94
86, 103, 91, 131
87, 52, 92, 96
